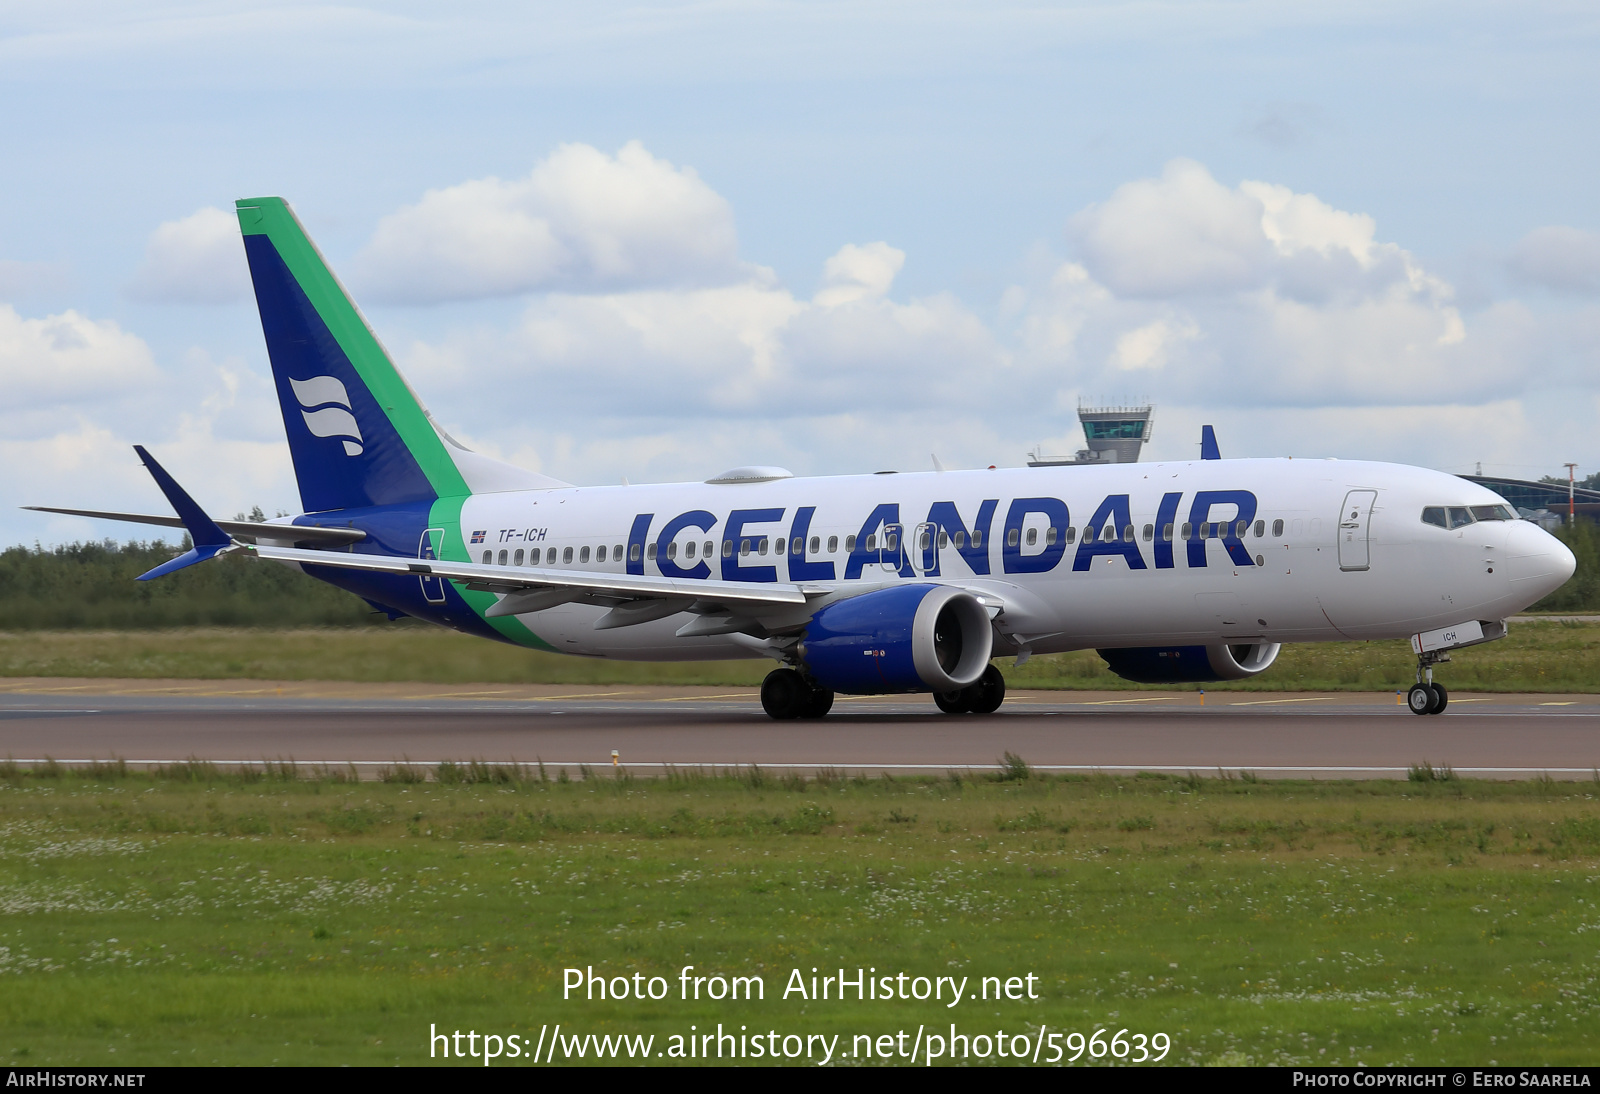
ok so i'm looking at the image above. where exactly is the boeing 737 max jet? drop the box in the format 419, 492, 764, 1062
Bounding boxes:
28, 198, 1578, 719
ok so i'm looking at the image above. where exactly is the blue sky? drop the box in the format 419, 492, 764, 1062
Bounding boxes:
4, 2, 1599, 545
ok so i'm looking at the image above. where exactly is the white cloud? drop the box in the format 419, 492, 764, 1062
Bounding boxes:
0, 305, 162, 415
125, 206, 249, 304
814, 242, 905, 307
353, 142, 748, 303
1506, 226, 1600, 294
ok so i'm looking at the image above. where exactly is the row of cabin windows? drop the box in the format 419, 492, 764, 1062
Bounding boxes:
476, 519, 1298, 567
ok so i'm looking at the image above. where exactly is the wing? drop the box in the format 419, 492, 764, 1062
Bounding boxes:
23, 506, 366, 547
250, 543, 817, 624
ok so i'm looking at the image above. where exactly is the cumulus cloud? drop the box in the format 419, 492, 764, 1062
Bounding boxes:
1506, 225, 1600, 294
353, 142, 748, 303
0, 305, 162, 415
125, 206, 249, 304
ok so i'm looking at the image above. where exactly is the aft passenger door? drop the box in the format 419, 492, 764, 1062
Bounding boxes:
418, 528, 446, 602
1337, 491, 1377, 572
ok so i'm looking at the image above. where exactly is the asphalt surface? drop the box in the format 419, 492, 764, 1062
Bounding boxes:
1, 679, 1598, 778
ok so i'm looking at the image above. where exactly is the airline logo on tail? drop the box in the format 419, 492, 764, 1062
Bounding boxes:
288, 376, 364, 456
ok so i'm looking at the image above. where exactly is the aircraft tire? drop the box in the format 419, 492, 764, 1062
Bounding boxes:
933, 690, 968, 714
760, 669, 808, 720
962, 665, 1007, 715
1407, 683, 1435, 715
799, 686, 834, 719
1429, 683, 1449, 714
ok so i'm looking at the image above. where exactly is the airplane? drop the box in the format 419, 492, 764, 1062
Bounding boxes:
28, 197, 1578, 720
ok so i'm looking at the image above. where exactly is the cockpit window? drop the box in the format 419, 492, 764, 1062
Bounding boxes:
1448, 507, 1475, 529
1421, 507, 1447, 528
1470, 505, 1515, 522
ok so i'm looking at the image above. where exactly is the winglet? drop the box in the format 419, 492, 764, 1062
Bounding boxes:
132, 445, 234, 581
1200, 425, 1221, 461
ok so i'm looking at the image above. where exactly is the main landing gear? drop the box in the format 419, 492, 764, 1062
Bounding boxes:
933, 665, 1006, 716
1407, 652, 1450, 716
760, 669, 834, 720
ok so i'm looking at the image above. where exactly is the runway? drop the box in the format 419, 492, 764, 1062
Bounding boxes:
1, 678, 1598, 778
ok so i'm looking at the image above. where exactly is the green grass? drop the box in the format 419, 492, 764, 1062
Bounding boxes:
1, 764, 1598, 1066
4, 619, 1600, 692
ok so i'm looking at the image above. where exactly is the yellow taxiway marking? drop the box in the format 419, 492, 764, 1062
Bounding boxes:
655, 693, 751, 702
1082, 697, 1181, 706
1539, 701, 1577, 706
525, 691, 645, 701
1229, 697, 1338, 706
1445, 697, 1493, 704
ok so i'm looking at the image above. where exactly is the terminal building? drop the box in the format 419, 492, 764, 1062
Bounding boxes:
1027, 405, 1153, 467
1458, 474, 1600, 527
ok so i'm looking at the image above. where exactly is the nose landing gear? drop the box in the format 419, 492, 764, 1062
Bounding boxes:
1407, 652, 1450, 715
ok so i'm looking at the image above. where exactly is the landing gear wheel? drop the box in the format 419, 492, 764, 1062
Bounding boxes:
961, 665, 1007, 715
760, 669, 807, 720
933, 690, 969, 714
1407, 683, 1434, 716
1429, 683, 1448, 714
799, 685, 834, 719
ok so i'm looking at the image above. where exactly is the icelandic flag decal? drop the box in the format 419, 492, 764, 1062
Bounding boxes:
470, 530, 487, 544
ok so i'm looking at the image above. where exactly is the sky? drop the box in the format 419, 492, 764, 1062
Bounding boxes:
3, 1, 1599, 547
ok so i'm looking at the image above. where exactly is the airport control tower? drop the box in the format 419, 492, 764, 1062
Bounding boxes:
1027, 404, 1154, 467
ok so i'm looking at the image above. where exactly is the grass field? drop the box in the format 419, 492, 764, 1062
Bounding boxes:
2, 618, 1600, 692
2, 762, 1598, 1066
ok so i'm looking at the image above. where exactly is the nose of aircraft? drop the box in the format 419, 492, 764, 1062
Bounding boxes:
1505, 519, 1577, 607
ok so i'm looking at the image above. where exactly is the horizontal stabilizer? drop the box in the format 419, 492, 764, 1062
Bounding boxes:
22, 506, 365, 547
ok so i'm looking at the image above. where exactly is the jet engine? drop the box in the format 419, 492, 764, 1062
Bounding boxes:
1097, 641, 1281, 684
798, 584, 994, 694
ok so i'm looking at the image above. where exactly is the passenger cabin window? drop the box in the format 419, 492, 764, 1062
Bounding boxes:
514, 549, 524, 565
1236, 520, 1248, 539
845, 535, 856, 552
703, 542, 713, 558
1448, 507, 1475, 529
498, 550, 508, 565
886, 533, 897, 551
1253, 520, 1265, 538
1046, 527, 1058, 545
1104, 525, 1118, 543
775, 538, 786, 556
1272, 519, 1284, 537
548, 548, 558, 564
1198, 523, 1210, 540
629, 544, 640, 562
1025, 528, 1036, 546
562, 547, 573, 564
825, 535, 836, 553
1162, 523, 1173, 542
953, 530, 965, 548
1181, 522, 1192, 540
794, 537, 805, 555
1007, 528, 1020, 547
645, 542, 657, 560
615, 544, 623, 559
683, 541, 694, 558
1064, 527, 1076, 544
809, 536, 820, 554
666, 542, 677, 560
741, 539, 752, 556
1122, 525, 1134, 543
919, 530, 932, 551
939, 531, 949, 548
596, 545, 607, 563
758, 538, 769, 556
722, 540, 733, 557
1084, 525, 1097, 543
579, 546, 590, 563
481, 550, 492, 564
1142, 524, 1153, 542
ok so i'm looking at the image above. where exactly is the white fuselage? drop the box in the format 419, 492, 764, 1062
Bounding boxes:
447, 457, 1575, 661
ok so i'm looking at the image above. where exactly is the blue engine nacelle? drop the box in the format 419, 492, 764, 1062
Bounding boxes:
1098, 642, 1281, 684
798, 584, 994, 695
